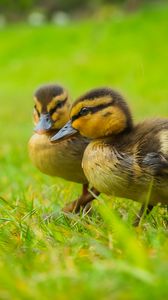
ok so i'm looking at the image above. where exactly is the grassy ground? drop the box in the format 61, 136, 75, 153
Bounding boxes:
0, 3, 168, 299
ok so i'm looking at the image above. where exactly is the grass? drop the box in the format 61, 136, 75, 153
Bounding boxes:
0, 3, 168, 299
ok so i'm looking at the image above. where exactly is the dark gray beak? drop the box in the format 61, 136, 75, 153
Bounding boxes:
34, 113, 53, 134
50, 120, 77, 142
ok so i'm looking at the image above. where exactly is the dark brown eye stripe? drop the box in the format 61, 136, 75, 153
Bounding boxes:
72, 101, 113, 122
50, 97, 68, 115
89, 101, 113, 114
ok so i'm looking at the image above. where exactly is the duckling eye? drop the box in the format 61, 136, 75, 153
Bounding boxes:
50, 101, 63, 115
80, 107, 90, 116
56, 101, 63, 109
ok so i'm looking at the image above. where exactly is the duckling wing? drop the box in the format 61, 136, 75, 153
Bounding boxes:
142, 152, 168, 176
134, 119, 168, 176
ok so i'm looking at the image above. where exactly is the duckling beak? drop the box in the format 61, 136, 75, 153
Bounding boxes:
50, 120, 77, 142
34, 113, 53, 134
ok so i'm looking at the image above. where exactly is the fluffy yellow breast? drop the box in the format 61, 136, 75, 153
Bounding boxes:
82, 140, 133, 197
28, 133, 87, 184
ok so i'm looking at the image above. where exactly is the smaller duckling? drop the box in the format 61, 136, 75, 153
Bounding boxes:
51, 88, 168, 225
28, 84, 99, 213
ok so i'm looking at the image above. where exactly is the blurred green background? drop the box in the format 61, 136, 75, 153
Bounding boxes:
0, 1, 168, 299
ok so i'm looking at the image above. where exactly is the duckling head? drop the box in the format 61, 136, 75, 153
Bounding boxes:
51, 88, 133, 141
33, 84, 70, 135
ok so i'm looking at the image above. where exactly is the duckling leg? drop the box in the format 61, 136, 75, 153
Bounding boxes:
133, 204, 153, 227
62, 184, 99, 213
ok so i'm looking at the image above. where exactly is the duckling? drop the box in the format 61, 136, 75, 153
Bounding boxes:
28, 84, 99, 213
51, 88, 168, 225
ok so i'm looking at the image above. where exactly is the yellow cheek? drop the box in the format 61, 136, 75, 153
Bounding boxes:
107, 106, 127, 134
52, 112, 59, 122
73, 117, 100, 138
73, 118, 85, 132
52, 109, 70, 129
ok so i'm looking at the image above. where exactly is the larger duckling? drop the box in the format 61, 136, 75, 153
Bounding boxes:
51, 88, 168, 225
28, 84, 99, 213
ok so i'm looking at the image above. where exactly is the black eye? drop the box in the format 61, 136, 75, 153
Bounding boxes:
80, 107, 90, 116
56, 101, 63, 109
50, 102, 63, 115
